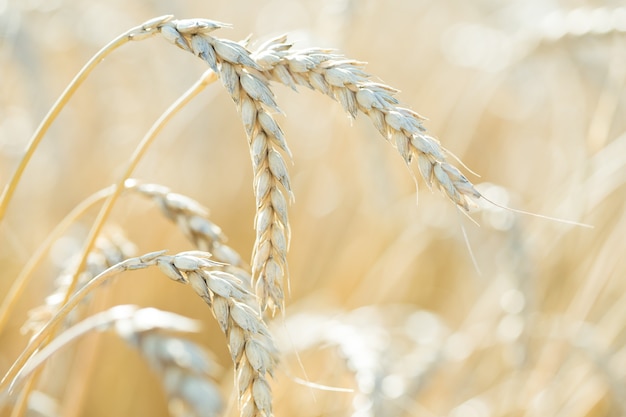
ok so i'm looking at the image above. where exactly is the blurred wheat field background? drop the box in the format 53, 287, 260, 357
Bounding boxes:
1, 0, 626, 416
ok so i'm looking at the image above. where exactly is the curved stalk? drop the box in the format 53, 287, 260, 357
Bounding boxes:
1, 69, 218, 408
0, 15, 173, 221
0, 186, 115, 335
62, 69, 217, 313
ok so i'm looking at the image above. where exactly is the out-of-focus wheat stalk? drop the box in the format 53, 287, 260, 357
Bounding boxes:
7, 305, 223, 417
0, 15, 174, 222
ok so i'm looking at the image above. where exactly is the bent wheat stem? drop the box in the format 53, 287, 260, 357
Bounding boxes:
61, 69, 218, 329
0, 15, 174, 222
0, 250, 167, 392
0, 186, 115, 335
9, 69, 218, 409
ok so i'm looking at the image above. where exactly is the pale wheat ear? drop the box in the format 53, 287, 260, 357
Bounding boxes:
128, 181, 249, 270
158, 20, 487, 314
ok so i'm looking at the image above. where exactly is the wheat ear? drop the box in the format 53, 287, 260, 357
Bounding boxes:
128, 181, 248, 270
252, 36, 481, 210
8, 305, 223, 417
116, 307, 224, 417
2, 251, 277, 417
158, 19, 293, 314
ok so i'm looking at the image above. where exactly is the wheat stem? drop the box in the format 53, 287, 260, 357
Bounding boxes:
0, 186, 115, 335
60, 69, 217, 334
0, 250, 161, 392
7, 69, 217, 408
0, 15, 173, 222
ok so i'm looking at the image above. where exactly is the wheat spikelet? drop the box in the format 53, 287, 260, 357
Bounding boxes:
157, 19, 292, 314
137, 252, 279, 417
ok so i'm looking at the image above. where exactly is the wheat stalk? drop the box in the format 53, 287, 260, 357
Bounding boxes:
2, 251, 277, 417
7, 305, 223, 417
21, 229, 136, 336
0, 15, 174, 222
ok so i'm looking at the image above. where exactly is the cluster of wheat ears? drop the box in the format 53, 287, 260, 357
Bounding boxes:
0, 11, 610, 417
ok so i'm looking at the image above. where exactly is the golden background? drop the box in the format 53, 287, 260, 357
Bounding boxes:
1, 0, 625, 416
